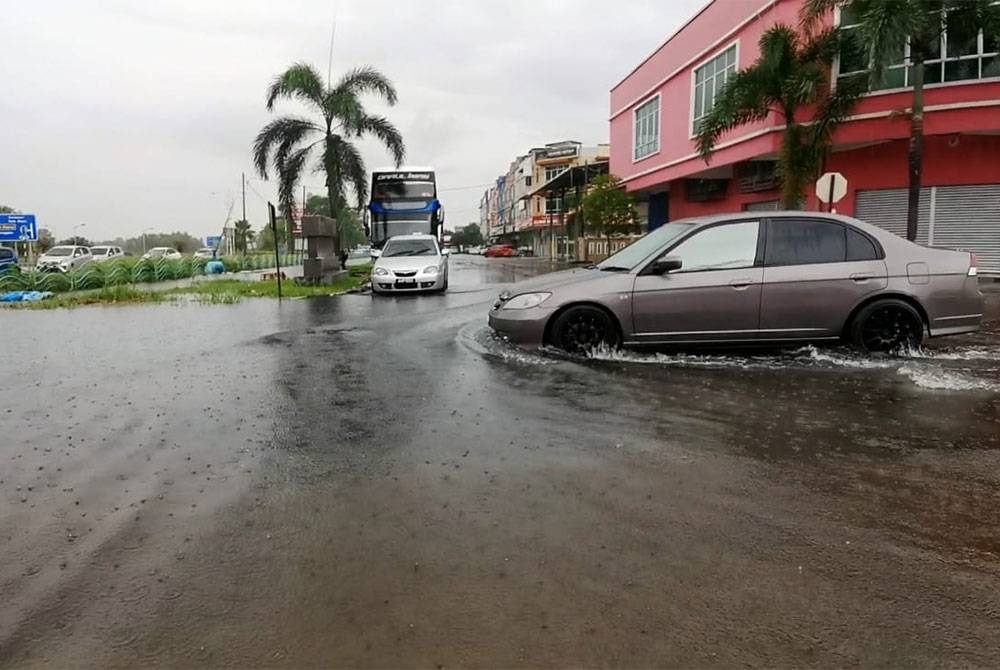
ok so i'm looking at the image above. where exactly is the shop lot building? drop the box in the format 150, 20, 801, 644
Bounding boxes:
610, 0, 1000, 273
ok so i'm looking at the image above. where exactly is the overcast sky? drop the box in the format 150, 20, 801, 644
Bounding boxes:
2, 0, 703, 243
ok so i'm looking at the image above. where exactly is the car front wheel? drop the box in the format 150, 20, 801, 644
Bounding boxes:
549, 305, 620, 354
850, 299, 924, 353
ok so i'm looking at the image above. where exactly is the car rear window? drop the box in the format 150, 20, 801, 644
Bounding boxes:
0, 249, 13, 260
846, 227, 879, 261
765, 218, 846, 266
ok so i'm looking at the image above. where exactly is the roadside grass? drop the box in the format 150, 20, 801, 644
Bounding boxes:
4, 263, 371, 309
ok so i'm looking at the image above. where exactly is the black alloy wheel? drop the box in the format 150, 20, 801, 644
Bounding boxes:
550, 306, 620, 354
851, 299, 924, 352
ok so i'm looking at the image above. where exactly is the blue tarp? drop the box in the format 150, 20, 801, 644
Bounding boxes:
1, 291, 54, 303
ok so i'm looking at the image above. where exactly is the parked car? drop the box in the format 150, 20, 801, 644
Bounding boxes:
192, 247, 217, 259
142, 247, 183, 260
485, 244, 517, 258
36, 245, 93, 273
0, 247, 18, 274
90, 245, 125, 262
371, 234, 449, 294
489, 212, 982, 353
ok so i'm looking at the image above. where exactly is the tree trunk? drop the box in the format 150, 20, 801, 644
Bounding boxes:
906, 56, 925, 242
324, 135, 343, 256
779, 121, 804, 209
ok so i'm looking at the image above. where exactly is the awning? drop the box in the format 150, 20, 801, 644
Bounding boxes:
523, 160, 610, 200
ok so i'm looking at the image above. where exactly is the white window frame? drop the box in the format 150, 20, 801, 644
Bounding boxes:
632, 93, 661, 162
834, 3, 1000, 93
689, 41, 739, 138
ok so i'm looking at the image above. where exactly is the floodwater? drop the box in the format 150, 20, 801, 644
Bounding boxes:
2, 256, 999, 668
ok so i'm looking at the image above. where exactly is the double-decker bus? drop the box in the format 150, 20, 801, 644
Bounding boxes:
367, 166, 444, 249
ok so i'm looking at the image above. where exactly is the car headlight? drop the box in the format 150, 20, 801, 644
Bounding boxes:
501, 292, 551, 309
373, 267, 390, 276
422, 266, 438, 275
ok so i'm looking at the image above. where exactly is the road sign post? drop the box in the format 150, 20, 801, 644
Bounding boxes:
815, 172, 848, 212
0, 214, 38, 243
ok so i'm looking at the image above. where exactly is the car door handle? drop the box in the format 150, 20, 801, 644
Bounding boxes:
729, 278, 754, 290
850, 273, 875, 282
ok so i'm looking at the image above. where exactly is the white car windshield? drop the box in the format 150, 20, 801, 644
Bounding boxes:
92, 247, 110, 255
46, 247, 74, 257
382, 239, 438, 257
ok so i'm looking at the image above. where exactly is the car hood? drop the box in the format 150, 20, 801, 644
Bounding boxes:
500, 267, 624, 297
38, 256, 70, 264
375, 256, 443, 272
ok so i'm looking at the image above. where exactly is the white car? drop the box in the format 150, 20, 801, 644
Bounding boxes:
142, 247, 183, 260
371, 234, 449, 294
36, 246, 93, 273
90, 245, 125, 262
193, 247, 218, 259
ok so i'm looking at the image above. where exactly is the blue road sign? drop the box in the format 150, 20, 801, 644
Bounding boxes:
0, 214, 38, 242
205, 235, 222, 248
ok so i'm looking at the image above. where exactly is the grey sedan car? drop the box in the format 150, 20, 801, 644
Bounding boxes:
489, 212, 982, 353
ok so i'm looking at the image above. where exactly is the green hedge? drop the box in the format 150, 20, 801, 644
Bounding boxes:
0, 254, 299, 294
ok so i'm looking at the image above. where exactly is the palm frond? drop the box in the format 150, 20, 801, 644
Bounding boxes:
800, 0, 842, 31
266, 62, 326, 111
332, 66, 399, 105
335, 138, 370, 210
345, 114, 406, 167
798, 25, 843, 64
277, 145, 312, 220
696, 66, 775, 160
324, 90, 364, 130
252, 116, 319, 178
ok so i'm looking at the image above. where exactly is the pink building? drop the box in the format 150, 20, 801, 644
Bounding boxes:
609, 0, 1000, 273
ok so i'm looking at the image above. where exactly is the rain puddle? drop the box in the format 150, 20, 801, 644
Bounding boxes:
461, 323, 1000, 392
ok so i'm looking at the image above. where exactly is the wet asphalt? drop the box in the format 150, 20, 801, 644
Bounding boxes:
2, 256, 999, 668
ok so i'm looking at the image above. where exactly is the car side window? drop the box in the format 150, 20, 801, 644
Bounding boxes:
666, 221, 760, 272
846, 227, 879, 261
765, 218, 846, 266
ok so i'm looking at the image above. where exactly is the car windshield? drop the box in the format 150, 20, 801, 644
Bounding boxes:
382, 239, 438, 257
596, 221, 699, 271
46, 247, 73, 257
91, 247, 110, 255
147, 248, 170, 257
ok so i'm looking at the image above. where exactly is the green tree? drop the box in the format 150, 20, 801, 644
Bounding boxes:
696, 24, 865, 208
578, 175, 638, 245
253, 63, 405, 256
37, 228, 55, 253
58, 236, 93, 246
256, 224, 276, 251
451, 223, 485, 249
234, 219, 253, 254
803, 0, 1000, 240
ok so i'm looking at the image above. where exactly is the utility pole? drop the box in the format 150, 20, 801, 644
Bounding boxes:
268, 202, 282, 300
241, 172, 247, 224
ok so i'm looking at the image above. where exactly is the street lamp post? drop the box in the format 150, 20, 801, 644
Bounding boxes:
72, 223, 87, 245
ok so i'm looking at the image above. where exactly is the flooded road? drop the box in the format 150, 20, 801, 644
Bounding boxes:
2, 256, 999, 668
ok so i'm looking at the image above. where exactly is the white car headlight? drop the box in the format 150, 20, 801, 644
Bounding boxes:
373, 267, 390, 277
501, 292, 551, 309
422, 266, 439, 275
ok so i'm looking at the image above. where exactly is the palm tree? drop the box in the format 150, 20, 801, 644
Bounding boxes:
234, 219, 252, 254
802, 0, 1000, 240
253, 63, 405, 254
696, 24, 865, 208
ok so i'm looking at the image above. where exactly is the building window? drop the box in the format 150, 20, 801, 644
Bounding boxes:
545, 194, 563, 214
838, 6, 1000, 89
633, 96, 660, 160
545, 165, 568, 182
692, 44, 737, 134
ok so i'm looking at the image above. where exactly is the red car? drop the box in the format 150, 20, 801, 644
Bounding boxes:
484, 244, 517, 258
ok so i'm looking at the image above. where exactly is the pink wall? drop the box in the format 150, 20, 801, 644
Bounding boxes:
610, 0, 1000, 197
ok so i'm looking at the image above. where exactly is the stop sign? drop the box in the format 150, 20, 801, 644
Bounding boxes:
815, 172, 848, 204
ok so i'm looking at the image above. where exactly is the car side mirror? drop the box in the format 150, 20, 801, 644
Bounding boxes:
650, 256, 682, 275
441, 248, 450, 256
370, 249, 382, 259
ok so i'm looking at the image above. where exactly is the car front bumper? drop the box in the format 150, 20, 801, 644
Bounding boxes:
488, 307, 551, 345
372, 273, 444, 293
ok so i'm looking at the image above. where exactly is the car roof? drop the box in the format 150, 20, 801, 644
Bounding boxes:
386, 234, 437, 240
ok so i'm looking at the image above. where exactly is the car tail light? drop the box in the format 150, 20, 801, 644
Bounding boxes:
968, 253, 978, 277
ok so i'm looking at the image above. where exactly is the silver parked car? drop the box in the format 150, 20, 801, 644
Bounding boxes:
371, 234, 449, 294
90, 245, 125, 262
36, 245, 94, 273
489, 212, 982, 353
142, 247, 182, 260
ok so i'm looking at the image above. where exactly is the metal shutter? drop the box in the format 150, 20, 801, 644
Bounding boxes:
855, 188, 931, 245
932, 185, 1000, 275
